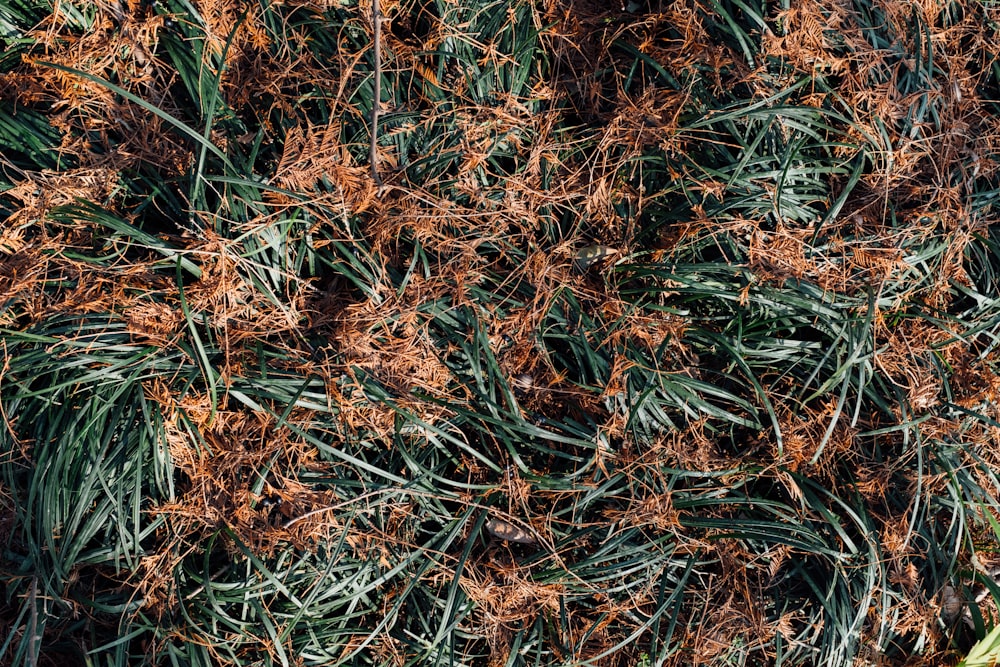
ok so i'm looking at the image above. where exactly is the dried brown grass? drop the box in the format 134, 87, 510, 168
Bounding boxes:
4, 0, 1000, 663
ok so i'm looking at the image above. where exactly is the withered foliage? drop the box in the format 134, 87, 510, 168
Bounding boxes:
3, 0, 1000, 664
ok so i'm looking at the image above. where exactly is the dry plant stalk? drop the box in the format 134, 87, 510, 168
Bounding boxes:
370, 0, 384, 191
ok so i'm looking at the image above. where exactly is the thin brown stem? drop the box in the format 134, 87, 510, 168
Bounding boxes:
369, 0, 384, 191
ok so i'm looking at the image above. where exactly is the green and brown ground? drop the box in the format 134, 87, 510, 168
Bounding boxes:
3, 0, 1000, 664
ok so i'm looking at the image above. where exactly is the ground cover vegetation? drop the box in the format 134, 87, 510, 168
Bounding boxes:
2, 0, 1000, 664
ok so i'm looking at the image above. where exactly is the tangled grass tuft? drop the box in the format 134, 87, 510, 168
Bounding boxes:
3, 0, 1000, 664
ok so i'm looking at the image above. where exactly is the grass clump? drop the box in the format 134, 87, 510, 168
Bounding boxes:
3, 0, 1000, 665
